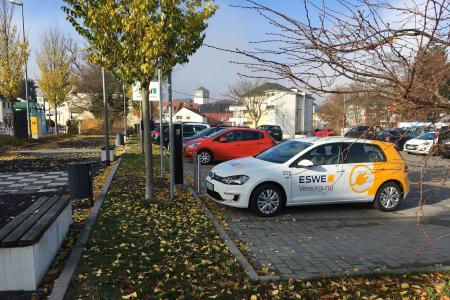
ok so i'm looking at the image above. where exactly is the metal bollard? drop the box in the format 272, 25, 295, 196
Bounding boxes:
196, 153, 201, 194
193, 152, 198, 193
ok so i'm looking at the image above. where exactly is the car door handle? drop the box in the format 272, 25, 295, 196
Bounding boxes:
335, 170, 345, 173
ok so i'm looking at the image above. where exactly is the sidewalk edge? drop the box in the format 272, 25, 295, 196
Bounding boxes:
49, 156, 124, 300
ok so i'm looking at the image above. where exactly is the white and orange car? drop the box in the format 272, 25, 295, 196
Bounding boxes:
206, 137, 409, 217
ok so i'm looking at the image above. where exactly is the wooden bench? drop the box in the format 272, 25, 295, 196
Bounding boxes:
0, 195, 72, 292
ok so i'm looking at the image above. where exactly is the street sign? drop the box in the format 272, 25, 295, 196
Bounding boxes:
132, 82, 160, 102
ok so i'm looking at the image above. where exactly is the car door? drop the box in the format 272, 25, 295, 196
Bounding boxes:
340, 142, 385, 202
210, 130, 242, 160
240, 130, 265, 156
290, 143, 346, 203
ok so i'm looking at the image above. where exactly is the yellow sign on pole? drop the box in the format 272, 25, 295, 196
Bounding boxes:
31, 116, 39, 139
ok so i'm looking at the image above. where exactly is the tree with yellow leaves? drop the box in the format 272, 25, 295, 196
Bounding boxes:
36, 29, 73, 135
62, 0, 217, 202
0, 0, 28, 136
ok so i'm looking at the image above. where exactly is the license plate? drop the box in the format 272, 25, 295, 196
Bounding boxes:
406, 145, 415, 149
206, 181, 214, 191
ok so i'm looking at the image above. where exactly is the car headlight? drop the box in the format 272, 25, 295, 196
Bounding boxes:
219, 175, 249, 185
187, 142, 201, 149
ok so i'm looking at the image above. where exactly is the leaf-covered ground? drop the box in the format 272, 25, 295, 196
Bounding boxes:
66, 138, 450, 299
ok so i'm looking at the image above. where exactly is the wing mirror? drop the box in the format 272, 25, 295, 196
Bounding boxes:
297, 159, 315, 168
218, 137, 228, 143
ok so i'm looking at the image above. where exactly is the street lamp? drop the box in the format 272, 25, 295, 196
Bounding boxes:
10, 0, 31, 138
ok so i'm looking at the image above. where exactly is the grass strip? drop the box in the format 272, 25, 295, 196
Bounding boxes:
66, 138, 450, 299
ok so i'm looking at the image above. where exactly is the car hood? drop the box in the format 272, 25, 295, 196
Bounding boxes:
209, 156, 275, 177
184, 138, 206, 146
405, 138, 433, 146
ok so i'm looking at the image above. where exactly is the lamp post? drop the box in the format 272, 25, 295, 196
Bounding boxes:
10, 0, 30, 138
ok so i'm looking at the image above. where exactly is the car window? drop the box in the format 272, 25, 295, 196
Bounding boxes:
219, 130, 241, 142
301, 143, 342, 165
241, 131, 263, 141
342, 143, 386, 163
256, 140, 311, 163
269, 126, 281, 130
208, 129, 227, 139
183, 125, 195, 135
194, 125, 207, 132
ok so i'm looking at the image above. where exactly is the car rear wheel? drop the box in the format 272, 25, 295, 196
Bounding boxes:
374, 182, 402, 212
250, 184, 283, 217
197, 150, 212, 165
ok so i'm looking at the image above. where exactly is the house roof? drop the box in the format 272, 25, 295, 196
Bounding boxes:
183, 106, 204, 116
246, 82, 291, 97
195, 86, 209, 92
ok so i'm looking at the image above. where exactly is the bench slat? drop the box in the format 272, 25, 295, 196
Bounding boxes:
0, 196, 49, 242
19, 195, 71, 246
0, 196, 60, 247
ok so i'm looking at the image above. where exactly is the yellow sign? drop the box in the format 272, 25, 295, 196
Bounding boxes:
31, 116, 39, 138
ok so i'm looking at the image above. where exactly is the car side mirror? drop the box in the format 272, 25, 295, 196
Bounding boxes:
297, 159, 315, 168
218, 137, 228, 143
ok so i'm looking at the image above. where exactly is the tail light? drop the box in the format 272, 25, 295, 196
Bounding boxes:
268, 130, 273, 135
404, 164, 409, 172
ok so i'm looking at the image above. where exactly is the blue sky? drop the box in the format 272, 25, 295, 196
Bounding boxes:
12, 0, 312, 100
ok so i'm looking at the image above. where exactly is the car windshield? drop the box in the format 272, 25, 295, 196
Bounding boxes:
256, 140, 312, 163
417, 132, 435, 140
207, 128, 227, 139
188, 128, 215, 139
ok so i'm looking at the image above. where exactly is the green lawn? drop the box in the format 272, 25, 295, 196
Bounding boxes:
66, 138, 450, 299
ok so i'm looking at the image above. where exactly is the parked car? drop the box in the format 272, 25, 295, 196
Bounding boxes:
403, 132, 436, 155
206, 137, 409, 217
396, 131, 418, 151
344, 125, 377, 139
154, 122, 210, 147
376, 129, 402, 149
151, 124, 169, 144
184, 128, 276, 164
437, 126, 450, 158
183, 126, 227, 143
257, 125, 283, 141
314, 128, 337, 137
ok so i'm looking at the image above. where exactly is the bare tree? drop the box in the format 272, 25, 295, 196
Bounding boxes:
217, 0, 450, 112
228, 77, 270, 127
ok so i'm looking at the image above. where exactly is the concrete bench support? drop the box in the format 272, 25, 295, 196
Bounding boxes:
0, 196, 72, 291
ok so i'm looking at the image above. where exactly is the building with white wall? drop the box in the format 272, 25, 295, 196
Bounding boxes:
193, 87, 210, 105
0, 98, 13, 131
172, 107, 208, 123
229, 83, 315, 138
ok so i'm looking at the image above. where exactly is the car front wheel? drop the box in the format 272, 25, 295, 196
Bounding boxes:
197, 150, 212, 165
250, 184, 283, 217
374, 182, 402, 212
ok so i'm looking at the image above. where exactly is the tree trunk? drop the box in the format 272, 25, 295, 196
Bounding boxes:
141, 85, 154, 202
10, 101, 16, 137
102, 67, 110, 165
55, 107, 58, 135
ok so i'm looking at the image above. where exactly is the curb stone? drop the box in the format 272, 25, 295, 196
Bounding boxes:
186, 187, 260, 281
49, 156, 124, 300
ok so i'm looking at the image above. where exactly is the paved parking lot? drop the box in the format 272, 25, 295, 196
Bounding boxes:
185, 153, 450, 277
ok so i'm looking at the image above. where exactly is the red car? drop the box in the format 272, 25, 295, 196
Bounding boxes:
184, 128, 276, 164
314, 128, 337, 137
